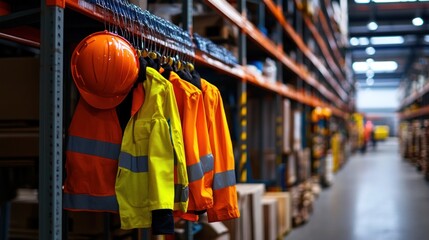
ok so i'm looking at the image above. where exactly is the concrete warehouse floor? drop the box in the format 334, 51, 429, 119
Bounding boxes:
287, 138, 429, 240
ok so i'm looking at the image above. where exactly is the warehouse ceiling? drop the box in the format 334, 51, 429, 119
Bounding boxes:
348, 0, 429, 89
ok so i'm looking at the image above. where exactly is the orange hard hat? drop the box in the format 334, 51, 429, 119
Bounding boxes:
71, 31, 139, 109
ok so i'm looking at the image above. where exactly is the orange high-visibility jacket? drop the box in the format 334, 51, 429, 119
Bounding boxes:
115, 67, 188, 229
63, 99, 121, 212
169, 71, 214, 213
201, 79, 240, 222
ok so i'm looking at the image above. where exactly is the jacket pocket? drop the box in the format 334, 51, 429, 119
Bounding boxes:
115, 167, 148, 208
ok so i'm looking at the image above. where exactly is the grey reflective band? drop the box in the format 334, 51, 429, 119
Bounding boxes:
187, 162, 204, 182
200, 154, 214, 173
174, 184, 189, 203
67, 135, 120, 160
118, 152, 148, 173
63, 193, 119, 211
213, 170, 236, 190
187, 154, 214, 182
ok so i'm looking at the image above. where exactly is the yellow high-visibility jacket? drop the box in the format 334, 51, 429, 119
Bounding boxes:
115, 67, 188, 229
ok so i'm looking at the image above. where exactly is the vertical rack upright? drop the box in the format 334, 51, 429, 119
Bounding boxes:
39, 1, 64, 239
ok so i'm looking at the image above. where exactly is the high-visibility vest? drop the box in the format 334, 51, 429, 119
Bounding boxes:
115, 67, 188, 229
201, 79, 240, 222
168, 71, 214, 214
63, 99, 121, 212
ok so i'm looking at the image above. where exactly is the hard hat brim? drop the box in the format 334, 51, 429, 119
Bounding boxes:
78, 87, 128, 110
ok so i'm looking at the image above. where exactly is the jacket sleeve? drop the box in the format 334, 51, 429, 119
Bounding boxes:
195, 93, 214, 204
186, 92, 215, 212
207, 88, 240, 222
163, 83, 189, 212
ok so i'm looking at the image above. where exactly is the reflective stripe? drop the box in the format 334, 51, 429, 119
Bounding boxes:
174, 184, 189, 203
67, 136, 120, 160
118, 152, 148, 173
187, 162, 204, 182
187, 154, 214, 182
213, 170, 236, 190
63, 193, 118, 211
200, 154, 214, 173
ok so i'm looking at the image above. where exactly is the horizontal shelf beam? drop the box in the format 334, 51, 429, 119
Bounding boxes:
0, 8, 40, 28
264, 0, 349, 100
204, 0, 347, 110
400, 82, 429, 108
317, 9, 345, 71
0, 32, 40, 48
195, 50, 245, 79
196, 51, 346, 118
399, 105, 429, 120
302, 15, 351, 91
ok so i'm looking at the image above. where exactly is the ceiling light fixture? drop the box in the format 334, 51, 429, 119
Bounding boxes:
366, 78, 374, 86
355, 0, 418, 3
355, 0, 370, 3
365, 47, 376, 55
366, 70, 375, 78
350, 37, 359, 46
367, 21, 378, 31
352, 61, 398, 73
370, 36, 404, 45
412, 17, 424, 26
352, 62, 369, 72
359, 37, 370, 45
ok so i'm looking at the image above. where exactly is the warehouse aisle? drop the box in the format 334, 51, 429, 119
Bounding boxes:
287, 138, 429, 240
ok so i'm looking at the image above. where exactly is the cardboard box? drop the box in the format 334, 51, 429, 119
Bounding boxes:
264, 192, 292, 237
223, 190, 249, 240
195, 221, 230, 240
193, 13, 238, 41
227, 184, 265, 240
223, 217, 241, 240
262, 198, 278, 240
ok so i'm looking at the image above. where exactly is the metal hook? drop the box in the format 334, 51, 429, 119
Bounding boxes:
102, 0, 111, 32
97, 0, 106, 31
143, 11, 152, 58
118, 0, 127, 38
124, 1, 134, 44
119, 0, 128, 40
139, 10, 146, 56
133, 5, 141, 50
111, 0, 118, 34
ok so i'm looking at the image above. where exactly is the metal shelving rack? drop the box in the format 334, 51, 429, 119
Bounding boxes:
399, 78, 429, 120
0, 0, 355, 238
39, 2, 64, 239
